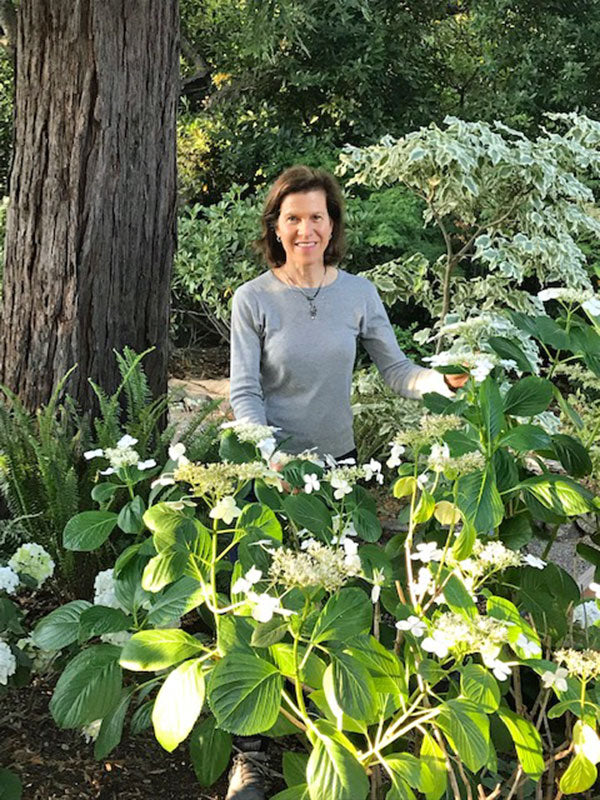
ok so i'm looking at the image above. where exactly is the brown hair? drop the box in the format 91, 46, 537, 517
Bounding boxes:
256, 165, 346, 268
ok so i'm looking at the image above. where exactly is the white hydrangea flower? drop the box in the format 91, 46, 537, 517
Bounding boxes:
538, 287, 585, 304
386, 443, 405, 469
0, 640, 17, 685
522, 554, 546, 570
117, 434, 138, 449
411, 542, 444, 563
221, 419, 280, 448
231, 566, 263, 595
589, 582, 600, 600
93, 568, 128, 612
541, 667, 569, 693
83, 448, 104, 460
427, 442, 451, 472
209, 496, 242, 525
421, 629, 453, 659
395, 615, 426, 638
303, 473, 320, 494
417, 472, 430, 490
0, 566, 19, 595
471, 354, 496, 383
151, 475, 176, 489
582, 296, 600, 317
486, 657, 512, 681
137, 459, 157, 471
246, 591, 294, 624
81, 719, 102, 743
573, 601, 600, 628
516, 634, 542, 658
9, 543, 55, 587
168, 442, 189, 466
363, 459, 383, 484
330, 475, 352, 499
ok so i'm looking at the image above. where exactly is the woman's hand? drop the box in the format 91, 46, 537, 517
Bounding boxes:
444, 372, 470, 390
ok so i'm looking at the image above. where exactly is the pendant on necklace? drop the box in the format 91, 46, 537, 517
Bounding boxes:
309, 301, 317, 319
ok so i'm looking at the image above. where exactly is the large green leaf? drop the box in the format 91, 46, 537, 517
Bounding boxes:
283, 494, 332, 535
219, 428, 257, 463
503, 376, 553, 417
419, 732, 447, 800
330, 653, 377, 721
189, 716, 232, 787
0, 768, 22, 800
479, 376, 504, 443
146, 576, 205, 626
49, 644, 122, 728
152, 658, 205, 751
78, 606, 130, 642
143, 502, 188, 546
551, 433, 593, 477
436, 700, 489, 772
306, 721, 369, 800
63, 511, 118, 551
141, 551, 188, 593
439, 570, 477, 618
283, 752, 309, 788
351, 507, 382, 542
237, 503, 282, 541
120, 629, 205, 671
270, 642, 326, 689
559, 753, 597, 794
117, 496, 146, 534
488, 336, 534, 373
94, 689, 133, 760
208, 653, 283, 735
456, 468, 503, 535
270, 787, 309, 800
32, 600, 92, 650
496, 705, 544, 779
460, 665, 500, 712
497, 424, 551, 452
519, 474, 594, 516
311, 588, 372, 644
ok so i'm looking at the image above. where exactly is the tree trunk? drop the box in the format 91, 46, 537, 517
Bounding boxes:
0, 0, 179, 412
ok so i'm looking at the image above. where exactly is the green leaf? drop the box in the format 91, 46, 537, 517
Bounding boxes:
219, 428, 257, 463
498, 424, 552, 452
311, 588, 372, 644
436, 700, 489, 772
152, 658, 205, 751
120, 629, 205, 671
270, 787, 309, 800
94, 689, 133, 760
130, 700, 154, 735
413, 490, 435, 524
0, 768, 22, 800
419, 732, 447, 800
460, 665, 500, 712
117, 496, 146, 534
270, 643, 326, 690
114, 543, 142, 577
444, 429, 480, 455
78, 606, 130, 642
91, 482, 118, 504
237, 503, 282, 541
551, 433, 593, 477
63, 511, 119, 551
330, 652, 377, 720
479, 376, 505, 442
456, 468, 503, 535
499, 514, 533, 550
251, 617, 289, 647
49, 644, 122, 728
283, 494, 332, 535
145, 576, 205, 627
208, 653, 283, 735
519, 474, 594, 516
351, 507, 382, 542
531, 316, 571, 350
503, 376, 553, 417
488, 336, 534, 373
559, 753, 597, 794
306, 721, 369, 800
452, 521, 476, 560
189, 716, 232, 787
32, 600, 92, 650
283, 752, 309, 788
254, 478, 285, 512
141, 551, 188, 593
440, 570, 477, 619
217, 614, 255, 656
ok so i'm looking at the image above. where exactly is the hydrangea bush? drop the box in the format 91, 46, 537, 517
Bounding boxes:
29, 343, 600, 799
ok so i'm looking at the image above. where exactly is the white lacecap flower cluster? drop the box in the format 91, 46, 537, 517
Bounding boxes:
221, 419, 279, 461
209, 495, 242, 525
0, 640, 17, 685
8, 543, 55, 588
425, 350, 497, 383
84, 434, 157, 476
231, 566, 295, 624
538, 288, 600, 316
270, 539, 362, 593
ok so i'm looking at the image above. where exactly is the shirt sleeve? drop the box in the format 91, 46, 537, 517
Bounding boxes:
229, 287, 269, 424
360, 282, 452, 400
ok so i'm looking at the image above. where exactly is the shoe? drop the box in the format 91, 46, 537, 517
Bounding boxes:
225, 752, 267, 800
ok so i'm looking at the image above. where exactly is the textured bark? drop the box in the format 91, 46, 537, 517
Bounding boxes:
0, 0, 179, 412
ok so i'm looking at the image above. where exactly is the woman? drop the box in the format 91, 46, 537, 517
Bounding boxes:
230, 165, 467, 461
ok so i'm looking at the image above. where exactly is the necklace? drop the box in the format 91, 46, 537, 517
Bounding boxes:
281, 266, 327, 319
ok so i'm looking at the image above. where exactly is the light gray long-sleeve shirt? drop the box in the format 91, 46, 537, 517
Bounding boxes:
229, 269, 451, 457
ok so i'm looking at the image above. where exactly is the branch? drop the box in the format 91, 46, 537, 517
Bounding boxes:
0, 0, 16, 50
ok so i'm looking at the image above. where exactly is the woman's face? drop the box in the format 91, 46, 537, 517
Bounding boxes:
275, 189, 334, 270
